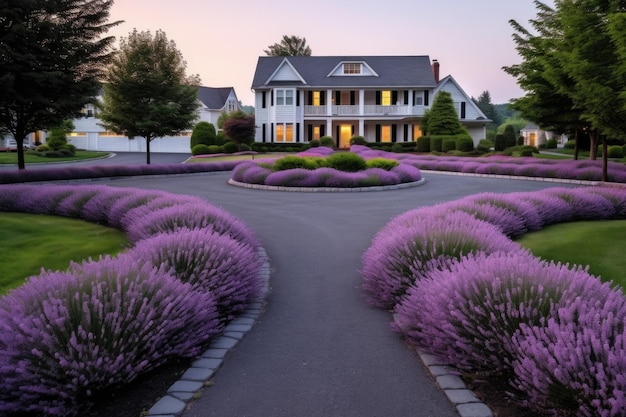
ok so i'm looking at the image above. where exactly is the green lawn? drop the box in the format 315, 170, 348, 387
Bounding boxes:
517, 219, 626, 288
0, 213, 128, 295
0, 150, 110, 164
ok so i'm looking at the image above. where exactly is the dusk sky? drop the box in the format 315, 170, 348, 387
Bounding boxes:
107, 1, 551, 106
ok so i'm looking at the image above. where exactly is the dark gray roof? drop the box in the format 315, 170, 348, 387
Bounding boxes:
197, 87, 235, 109
251, 56, 437, 89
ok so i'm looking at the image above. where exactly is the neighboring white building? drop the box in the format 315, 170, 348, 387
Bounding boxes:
520, 123, 567, 147
65, 86, 241, 153
251, 56, 490, 148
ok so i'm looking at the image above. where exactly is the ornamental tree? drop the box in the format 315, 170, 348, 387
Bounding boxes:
426, 91, 466, 135
0, 0, 119, 169
99, 29, 200, 164
222, 111, 255, 150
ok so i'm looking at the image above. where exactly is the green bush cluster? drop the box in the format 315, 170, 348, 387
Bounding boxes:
417, 135, 474, 153
545, 137, 558, 149
192, 144, 210, 156
250, 142, 311, 153
223, 142, 238, 154
365, 158, 399, 170
607, 145, 624, 159
320, 136, 335, 148
563, 140, 576, 149
324, 152, 367, 172
477, 139, 493, 153
349, 136, 367, 145
416, 137, 430, 152
273, 155, 320, 171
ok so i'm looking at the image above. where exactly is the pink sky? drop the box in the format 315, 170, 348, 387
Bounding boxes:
107, 0, 549, 106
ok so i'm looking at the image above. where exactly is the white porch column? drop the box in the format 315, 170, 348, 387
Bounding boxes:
359, 119, 365, 137
327, 89, 333, 116
326, 119, 332, 139
359, 90, 365, 115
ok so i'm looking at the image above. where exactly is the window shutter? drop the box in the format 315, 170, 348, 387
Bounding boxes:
352, 125, 355, 135
308, 124, 313, 141
392, 91, 398, 105
424, 90, 429, 106
335, 91, 341, 105
404, 124, 408, 141
262, 92, 266, 108
296, 91, 300, 107
350, 91, 355, 105
262, 124, 267, 142
270, 123, 274, 141
336, 126, 340, 145
461, 102, 466, 119
271, 90, 274, 106
391, 124, 397, 142
320, 91, 326, 105
296, 123, 300, 141
404, 90, 409, 105
320, 124, 326, 137
308, 91, 313, 105
375, 124, 381, 142
375, 91, 381, 105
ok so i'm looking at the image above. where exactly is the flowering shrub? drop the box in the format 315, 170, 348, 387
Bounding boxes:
393, 251, 609, 376
127, 228, 262, 321
0, 255, 221, 416
361, 210, 521, 309
364, 184, 626, 416
0, 183, 263, 414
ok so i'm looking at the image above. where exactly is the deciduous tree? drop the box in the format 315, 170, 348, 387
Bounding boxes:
0, 0, 119, 169
222, 111, 255, 150
99, 29, 200, 164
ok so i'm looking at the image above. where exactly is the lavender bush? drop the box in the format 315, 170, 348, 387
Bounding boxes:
361, 210, 521, 309
0, 255, 221, 416
394, 251, 608, 376
127, 228, 263, 321
511, 291, 626, 416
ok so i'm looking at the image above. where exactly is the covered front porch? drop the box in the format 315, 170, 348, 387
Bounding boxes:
304, 119, 423, 148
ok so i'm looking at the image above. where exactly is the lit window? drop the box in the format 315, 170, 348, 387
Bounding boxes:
69, 132, 87, 137
275, 123, 294, 142
313, 91, 321, 106
276, 89, 294, 106
343, 63, 361, 74
313, 126, 320, 140
381, 126, 391, 143
413, 125, 422, 140
382, 91, 391, 106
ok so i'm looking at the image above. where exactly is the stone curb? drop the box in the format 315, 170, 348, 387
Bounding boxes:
228, 178, 426, 192
143, 247, 271, 417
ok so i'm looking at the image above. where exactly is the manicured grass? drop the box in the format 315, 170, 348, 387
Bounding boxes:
0, 150, 110, 164
517, 219, 626, 288
0, 213, 128, 295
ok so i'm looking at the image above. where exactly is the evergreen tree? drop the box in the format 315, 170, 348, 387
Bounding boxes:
474, 91, 501, 129
503, 124, 517, 148
427, 91, 465, 135
264, 35, 312, 56
99, 30, 200, 164
0, 0, 119, 169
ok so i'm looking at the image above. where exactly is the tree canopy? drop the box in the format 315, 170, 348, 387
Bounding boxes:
99, 29, 200, 164
264, 35, 312, 56
222, 111, 255, 150
0, 0, 119, 169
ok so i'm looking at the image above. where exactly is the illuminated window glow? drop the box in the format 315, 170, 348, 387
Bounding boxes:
382, 91, 391, 106
381, 125, 391, 143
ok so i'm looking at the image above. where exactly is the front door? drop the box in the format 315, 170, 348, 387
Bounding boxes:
339, 125, 352, 148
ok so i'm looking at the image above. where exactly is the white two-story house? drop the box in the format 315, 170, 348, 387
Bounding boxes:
251, 56, 489, 148
66, 86, 241, 153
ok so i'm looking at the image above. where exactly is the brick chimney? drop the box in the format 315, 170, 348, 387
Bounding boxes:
432, 59, 440, 84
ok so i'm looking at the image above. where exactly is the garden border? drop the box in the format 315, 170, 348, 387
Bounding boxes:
227, 178, 426, 192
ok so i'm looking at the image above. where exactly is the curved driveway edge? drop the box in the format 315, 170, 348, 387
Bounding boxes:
227, 178, 426, 192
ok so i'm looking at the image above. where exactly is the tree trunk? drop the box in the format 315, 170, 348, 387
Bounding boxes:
602, 136, 608, 183
145, 137, 151, 165
589, 129, 598, 160
573, 129, 579, 161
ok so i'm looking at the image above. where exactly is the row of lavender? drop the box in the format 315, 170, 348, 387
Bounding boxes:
231, 146, 422, 188
361, 185, 626, 416
0, 184, 264, 416
0, 160, 240, 184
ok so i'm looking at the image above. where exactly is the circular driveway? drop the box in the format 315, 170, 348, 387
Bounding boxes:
91, 168, 575, 417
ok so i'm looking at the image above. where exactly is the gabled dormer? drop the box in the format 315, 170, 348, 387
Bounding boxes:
265, 58, 306, 85
327, 61, 378, 77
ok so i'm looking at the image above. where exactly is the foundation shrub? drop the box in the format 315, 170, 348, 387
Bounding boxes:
365, 158, 399, 170
391, 143, 404, 153
191, 144, 210, 156
416, 136, 431, 152
608, 145, 624, 159
349, 136, 367, 145
442, 139, 456, 153
309, 139, 320, 147
361, 210, 522, 310
430, 136, 443, 152
324, 152, 367, 172
320, 136, 335, 148
456, 136, 474, 152
223, 141, 238, 154
0, 255, 220, 416
206, 145, 223, 154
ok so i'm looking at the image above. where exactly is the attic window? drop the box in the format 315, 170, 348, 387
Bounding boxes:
343, 63, 361, 75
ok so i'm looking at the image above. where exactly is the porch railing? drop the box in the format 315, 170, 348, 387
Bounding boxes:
303, 105, 425, 117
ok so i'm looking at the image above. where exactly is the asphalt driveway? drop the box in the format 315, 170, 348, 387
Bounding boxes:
92, 170, 573, 417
